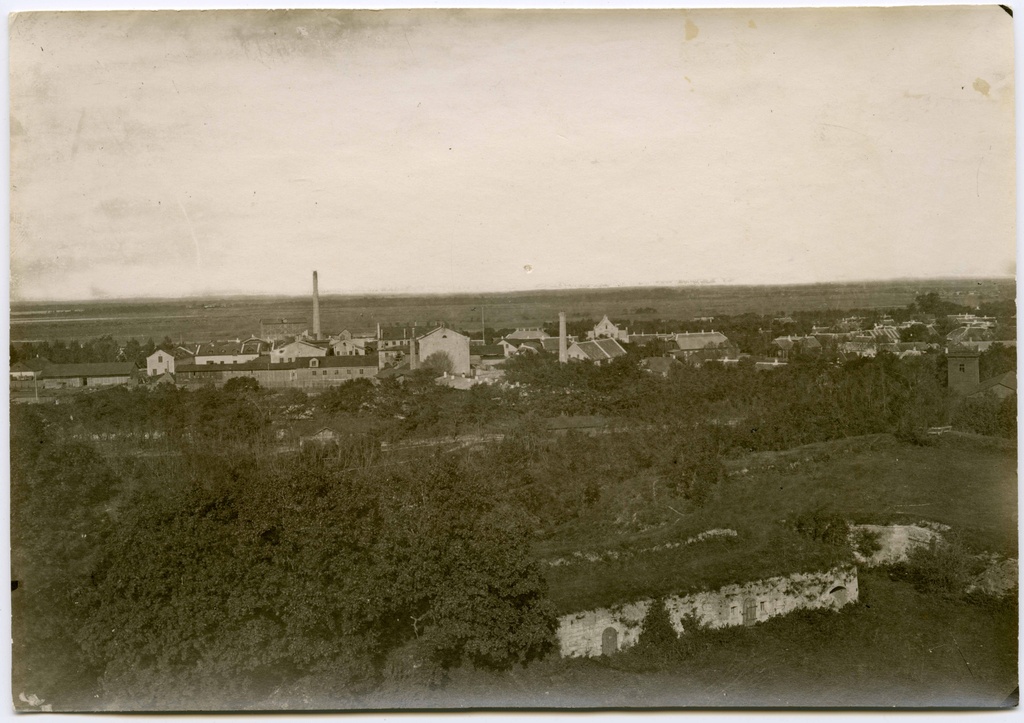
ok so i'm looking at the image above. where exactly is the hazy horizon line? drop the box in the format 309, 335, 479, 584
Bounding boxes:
9, 275, 1016, 307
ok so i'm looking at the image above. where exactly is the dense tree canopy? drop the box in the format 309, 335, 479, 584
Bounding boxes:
12, 417, 556, 708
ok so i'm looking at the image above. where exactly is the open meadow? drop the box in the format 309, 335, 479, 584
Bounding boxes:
537, 432, 1016, 612
369, 431, 1019, 708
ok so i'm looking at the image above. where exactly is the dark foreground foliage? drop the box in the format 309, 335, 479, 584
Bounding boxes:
887, 534, 989, 600
11, 427, 556, 710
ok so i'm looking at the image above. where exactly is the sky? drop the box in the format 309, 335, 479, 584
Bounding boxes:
8, 6, 1016, 301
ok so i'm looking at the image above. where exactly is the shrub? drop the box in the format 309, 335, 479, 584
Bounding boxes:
952, 394, 1017, 440
851, 528, 882, 558
617, 598, 682, 671
793, 507, 850, 547
889, 534, 984, 599
223, 377, 260, 394
278, 387, 309, 407
422, 351, 455, 375
673, 613, 715, 658
317, 378, 375, 414
894, 425, 934, 447
635, 597, 679, 651
616, 604, 715, 672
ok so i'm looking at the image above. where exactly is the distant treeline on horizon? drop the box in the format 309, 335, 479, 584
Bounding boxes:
10, 276, 1016, 308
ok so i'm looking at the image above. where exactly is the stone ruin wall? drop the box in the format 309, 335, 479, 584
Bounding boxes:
557, 566, 859, 658
849, 524, 943, 566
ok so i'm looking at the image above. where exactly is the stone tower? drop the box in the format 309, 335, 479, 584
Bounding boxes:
947, 348, 980, 394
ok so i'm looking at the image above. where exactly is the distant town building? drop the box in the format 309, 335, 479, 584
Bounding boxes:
270, 338, 329, 364
378, 325, 422, 350
946, 349, 981, 395
415, 326, 472, 375
10, 357, 49, 382
297, 424, 348, 448
673, 331, 734, 359
470, 345, 507, 369
330, 337, 373, 356
176, 355, 379, 389
260, 319, 307, 343
38, 362, 140, 390
772, 335, 821, 360
587, 315, 629, 342
954, 340, 1017, 353
520, 338, 565, 354
946, 326, 994, 345
194, 338, 270, 365
505, 327, 550, 341
947, 313, 997, 329
566, 338, 627, 364
835, 317, 866, 332
966, 371, 1017, 400
500, 337, 571, 357
867, 325, 901, 343
838, 341, 878, 359
626, 332, 676, 346
146, 346, 196, 377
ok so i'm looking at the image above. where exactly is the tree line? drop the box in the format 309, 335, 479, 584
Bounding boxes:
10, 335, 178, 368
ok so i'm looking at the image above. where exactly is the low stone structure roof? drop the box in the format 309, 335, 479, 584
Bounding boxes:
195, 339, 269, 356
772, 335, 821, 351
474, 344, 506, 358
39, 362, 138, 379
11, 358, 51, 374
946, 326, 993, 343
675, 331, 730, 351
178, 354, 379, 373
571, 339, 627, 361
505, 328, 549, 340
966, 371, 1017, 397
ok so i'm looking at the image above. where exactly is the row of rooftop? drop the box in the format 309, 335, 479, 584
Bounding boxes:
13, 308, 1013, 395
10, 270, 1015, 397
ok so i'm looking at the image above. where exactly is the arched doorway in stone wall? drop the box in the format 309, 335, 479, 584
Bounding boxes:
601, 627, 618, 656
742, 598, 757, 626
829, 586, 849, 605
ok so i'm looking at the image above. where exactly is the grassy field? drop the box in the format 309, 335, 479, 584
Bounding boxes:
361, 568, 1017, 708
368, 432, 1018, 708
10, 277, 1014, 342
539, 433, 1017, 614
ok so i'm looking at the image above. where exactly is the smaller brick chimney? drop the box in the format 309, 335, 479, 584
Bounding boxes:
558, 311, 568, 364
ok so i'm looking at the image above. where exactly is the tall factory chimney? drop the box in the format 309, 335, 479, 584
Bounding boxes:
312, 270, 321, 340
558, 311, 568, 364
